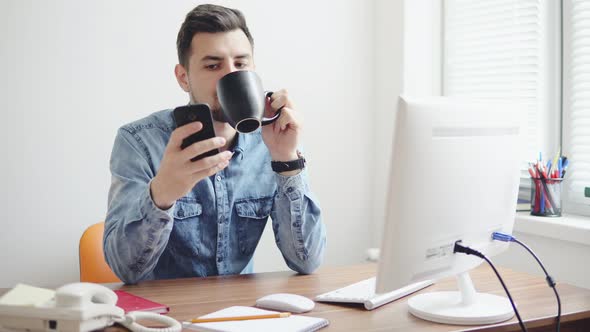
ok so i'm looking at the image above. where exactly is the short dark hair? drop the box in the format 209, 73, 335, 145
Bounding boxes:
176, 4, 254, 68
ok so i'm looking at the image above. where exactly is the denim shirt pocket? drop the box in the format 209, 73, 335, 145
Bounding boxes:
169, 198, 203, 257
174, 199, 202, 220
235, 196, 273, 255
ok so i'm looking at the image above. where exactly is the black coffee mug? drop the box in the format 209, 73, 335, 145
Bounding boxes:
217, 71, 281, 133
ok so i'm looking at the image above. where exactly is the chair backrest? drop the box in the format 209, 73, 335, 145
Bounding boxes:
79, 222, 120, 283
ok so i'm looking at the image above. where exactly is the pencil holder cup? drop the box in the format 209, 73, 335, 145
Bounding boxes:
530, 178, 563, 217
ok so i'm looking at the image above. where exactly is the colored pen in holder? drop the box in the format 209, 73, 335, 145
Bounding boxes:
530, 177, 563, 217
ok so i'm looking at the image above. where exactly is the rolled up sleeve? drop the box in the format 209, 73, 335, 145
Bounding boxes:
271, 171, 326, 274
103, 128, 175, 284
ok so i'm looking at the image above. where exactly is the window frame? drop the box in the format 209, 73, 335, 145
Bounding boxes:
562, 0, 590, 216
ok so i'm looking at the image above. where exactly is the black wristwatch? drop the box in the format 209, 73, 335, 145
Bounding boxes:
271, 151, 306, 173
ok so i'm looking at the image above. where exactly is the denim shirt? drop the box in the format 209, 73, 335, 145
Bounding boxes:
104, 109, 326, 284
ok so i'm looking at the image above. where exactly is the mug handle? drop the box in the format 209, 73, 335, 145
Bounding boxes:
261, 91, 283, 126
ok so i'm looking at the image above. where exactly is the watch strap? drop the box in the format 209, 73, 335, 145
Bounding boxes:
271, 156, 306, 173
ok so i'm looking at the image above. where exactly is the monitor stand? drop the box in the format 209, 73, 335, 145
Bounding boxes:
408, 272, 515, 325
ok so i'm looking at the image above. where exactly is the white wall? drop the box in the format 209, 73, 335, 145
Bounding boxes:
494, 221, 590, 289
0, 0, 376, 287
494, 232, 590, 289
370, 0, 404, 247
370, 0, 441, 246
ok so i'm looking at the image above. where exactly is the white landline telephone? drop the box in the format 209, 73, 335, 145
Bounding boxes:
0, 283, 181, 332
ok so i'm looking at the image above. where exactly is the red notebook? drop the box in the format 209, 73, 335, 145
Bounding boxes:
114, 290, 170, 314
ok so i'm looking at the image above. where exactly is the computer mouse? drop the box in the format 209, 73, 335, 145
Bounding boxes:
255, 293, 315, 313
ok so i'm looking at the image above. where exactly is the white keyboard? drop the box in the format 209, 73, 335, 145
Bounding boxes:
315, 277, 433, 310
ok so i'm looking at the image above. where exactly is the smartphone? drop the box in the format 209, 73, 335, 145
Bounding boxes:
173, 104, 219, 161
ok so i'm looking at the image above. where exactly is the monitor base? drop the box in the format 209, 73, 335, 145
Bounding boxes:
408, 272, 514, 325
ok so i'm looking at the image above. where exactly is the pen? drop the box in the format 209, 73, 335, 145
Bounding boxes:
550, 148, 561, 177
539, 187, 545, 214
562, 158, 569, 177
528, 167, 536, 179
190, 312, 291, 323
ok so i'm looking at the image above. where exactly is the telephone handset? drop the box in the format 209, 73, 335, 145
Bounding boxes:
0, 283, 181, 332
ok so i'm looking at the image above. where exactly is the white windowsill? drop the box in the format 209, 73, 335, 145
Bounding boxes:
514, 212, 590, 246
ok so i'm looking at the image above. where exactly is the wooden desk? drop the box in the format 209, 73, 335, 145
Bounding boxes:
111, 263, 590, 332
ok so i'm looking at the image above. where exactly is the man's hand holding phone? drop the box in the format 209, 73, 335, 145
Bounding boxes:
150, 106, 231, 210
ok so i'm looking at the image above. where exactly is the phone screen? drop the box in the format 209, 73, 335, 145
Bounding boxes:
173, 104, 219, 161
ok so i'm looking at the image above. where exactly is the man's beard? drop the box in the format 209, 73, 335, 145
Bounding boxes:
189, 91, 229, 123
211, 107, 229, 123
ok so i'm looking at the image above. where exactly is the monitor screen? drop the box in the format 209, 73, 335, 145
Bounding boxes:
375, 95, 522, 325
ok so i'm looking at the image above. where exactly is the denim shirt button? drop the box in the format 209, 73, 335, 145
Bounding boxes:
287, 187, 294, 193
216, 175, 222, 182
217, 257, 223, 262
177, 210, 184, 218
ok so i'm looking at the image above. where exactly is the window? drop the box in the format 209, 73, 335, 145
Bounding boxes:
444, 0, 590, 217
563, 0, 590, 215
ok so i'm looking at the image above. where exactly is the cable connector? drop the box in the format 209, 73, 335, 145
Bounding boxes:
546, 275, 556, 288
492, 232, 515, 242
453, 241, 484, 259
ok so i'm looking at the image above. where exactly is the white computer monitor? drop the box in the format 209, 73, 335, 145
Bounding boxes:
375, 96, 522, 325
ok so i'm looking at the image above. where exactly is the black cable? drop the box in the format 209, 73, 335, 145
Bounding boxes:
511, 237, 561, 332
493, 232, 562, 332
454, 241, 528, 332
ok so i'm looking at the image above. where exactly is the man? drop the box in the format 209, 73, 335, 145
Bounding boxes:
104, 4, 326, 284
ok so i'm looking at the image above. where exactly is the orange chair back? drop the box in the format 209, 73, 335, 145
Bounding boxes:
79, 222, 120, 283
